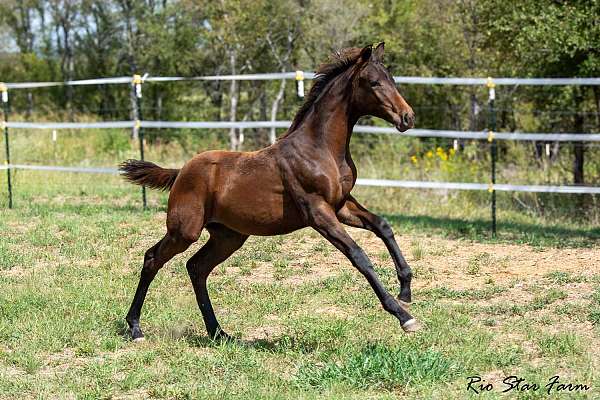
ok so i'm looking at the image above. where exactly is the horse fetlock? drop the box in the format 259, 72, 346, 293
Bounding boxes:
210, 327, 233, 342
397, 287, 412, 304
382, 296, 401, 313
397, 297, 411, 311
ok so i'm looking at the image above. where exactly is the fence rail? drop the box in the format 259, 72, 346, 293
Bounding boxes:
4, 73, 600, 89
2, 72, 600, 236
6, 120, 600, 142
3, 164, 599, 195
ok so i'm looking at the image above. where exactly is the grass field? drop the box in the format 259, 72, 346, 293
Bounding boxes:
0, 171, 599, 399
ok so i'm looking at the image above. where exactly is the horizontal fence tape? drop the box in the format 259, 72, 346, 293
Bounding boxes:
139, 120, 291, 129
4, 164, 119, 174
492, 183, 600, 194
356, 179, 600, 194
5, 76, 131, 89
146, 72, 317, 82
356, 179, 489, 190
491, 132, 600, 141
4, 164, 599, 194
493, 78, 600, 86
392, 77, 600, 85
6, 120, 600, 142
7, 121, 134, 129
5, 74, 600, 89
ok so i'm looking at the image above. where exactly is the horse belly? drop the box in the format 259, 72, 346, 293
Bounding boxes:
212, 171, 305, 236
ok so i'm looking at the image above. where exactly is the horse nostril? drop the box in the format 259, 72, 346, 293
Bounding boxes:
402, 113, 410, 126
402, 112, 415, 127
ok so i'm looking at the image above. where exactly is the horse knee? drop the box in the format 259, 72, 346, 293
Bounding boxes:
348, 247, 373, 270
185, 258, 200, 276
142, 248, 161, 273
376, 218, 394, 240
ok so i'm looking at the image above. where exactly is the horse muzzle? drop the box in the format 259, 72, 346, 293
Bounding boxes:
394, 111, 415, 132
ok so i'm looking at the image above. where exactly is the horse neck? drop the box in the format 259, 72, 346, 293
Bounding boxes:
302, 77, 360, 162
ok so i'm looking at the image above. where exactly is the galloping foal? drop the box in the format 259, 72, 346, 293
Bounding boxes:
120, 43, 420, 341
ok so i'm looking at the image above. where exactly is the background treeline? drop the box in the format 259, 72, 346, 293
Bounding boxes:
0, 0, 599, 185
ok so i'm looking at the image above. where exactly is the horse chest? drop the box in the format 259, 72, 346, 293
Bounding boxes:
281, 148, 356, 207
314, 160, 355, 205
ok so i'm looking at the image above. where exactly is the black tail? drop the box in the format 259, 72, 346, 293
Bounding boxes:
119, 159, 179, 191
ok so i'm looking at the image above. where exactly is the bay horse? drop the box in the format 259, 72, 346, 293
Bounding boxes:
120, 42, 419, 342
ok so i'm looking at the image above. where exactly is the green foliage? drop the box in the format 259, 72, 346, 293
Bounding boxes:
98, 129, 131, 156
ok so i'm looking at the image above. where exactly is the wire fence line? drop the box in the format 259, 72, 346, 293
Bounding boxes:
6, 120, 600, 142
0, 164, 118, 174
3, 73, 600, 89
2, 164, 599, 195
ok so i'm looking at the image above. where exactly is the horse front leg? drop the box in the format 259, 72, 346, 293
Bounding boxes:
337, 195, 413, 305
308, 199, 420, 332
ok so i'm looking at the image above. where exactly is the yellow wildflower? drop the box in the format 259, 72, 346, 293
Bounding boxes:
410, 155, 418, 164
426, 150, 433, 158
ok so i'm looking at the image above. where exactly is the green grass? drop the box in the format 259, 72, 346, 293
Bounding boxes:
0, 167, 598, 397
295, 345, 459, 390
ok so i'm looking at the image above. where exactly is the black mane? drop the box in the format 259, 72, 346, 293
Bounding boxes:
284, 48, 363, 135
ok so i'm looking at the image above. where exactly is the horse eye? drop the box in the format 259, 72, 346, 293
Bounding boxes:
370, 80, 380, 87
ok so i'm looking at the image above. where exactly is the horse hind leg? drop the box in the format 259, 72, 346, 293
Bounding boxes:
125, 230, 197, 341
186, 224, 248, 340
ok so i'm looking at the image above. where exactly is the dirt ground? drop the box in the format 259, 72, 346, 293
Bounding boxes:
229, 226, 600, 290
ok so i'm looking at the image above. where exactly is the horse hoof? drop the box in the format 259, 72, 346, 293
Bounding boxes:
133, 336, 146, 343
402, 318, 422, 333
130, 326, 144, 342
212, 330, 234, 342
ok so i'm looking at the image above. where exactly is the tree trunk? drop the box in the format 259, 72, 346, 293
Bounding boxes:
468, 91, 479, 131
594, 87, 600, 129
66, 55, 74, 120
156, 93, 162, 121
270, 78, 287, 144
258, 82, 268, 146
26, 92, 33, 117
229, 51, 239, 151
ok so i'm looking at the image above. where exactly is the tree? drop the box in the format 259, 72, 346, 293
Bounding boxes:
480, 0, 600, 184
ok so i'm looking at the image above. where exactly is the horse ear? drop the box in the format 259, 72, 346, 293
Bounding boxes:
360, 45, 372, 63
373, 42, 385, 62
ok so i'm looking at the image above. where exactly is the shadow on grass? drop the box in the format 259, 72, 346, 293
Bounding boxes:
184, 332, 292, 352
183, 331, 338, 355
384, 213, 600, 248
